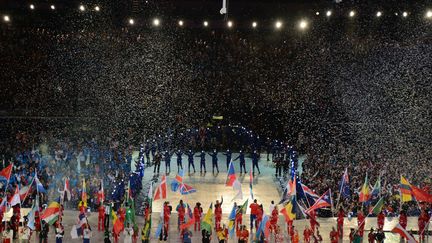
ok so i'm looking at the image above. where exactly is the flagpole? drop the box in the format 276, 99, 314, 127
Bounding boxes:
335, 169, 345, 213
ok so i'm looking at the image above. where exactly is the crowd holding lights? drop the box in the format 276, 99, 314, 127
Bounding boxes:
2, 6, 432, 27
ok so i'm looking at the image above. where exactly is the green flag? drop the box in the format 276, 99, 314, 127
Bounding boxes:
201, 203, 214, 233
369, 197, 384, 215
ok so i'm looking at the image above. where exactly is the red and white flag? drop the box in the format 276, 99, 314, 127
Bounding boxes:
97, 179, 104, 204
391, 224, 418, 243
63, 178, 71, 202
9, 186, 21, 206
19, 184, 32, 201
154, 175, 167, 201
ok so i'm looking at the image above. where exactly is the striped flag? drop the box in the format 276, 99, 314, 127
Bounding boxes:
35, 174, 46, 193
280, 198, 297, 222
0, 164, 13, 181
226, 162, 236, 187
400, 176, 413, 202
369, 197, 384, 215
9, 186, 21, 206
81, 179, 87, 207
41, 201, 61, 225
359, 174, 370, 202
391, 224, 418, 243
19, 180, 33, 202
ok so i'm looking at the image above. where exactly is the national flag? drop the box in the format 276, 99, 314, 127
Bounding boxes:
391, 224, 418, 243
81, 178, 87, 207
238, 199, 248, 214
370, 176, 381, 201
279, 177, 296, 204
305, 189, 332, 214
9, 186, 21, 206
179, 183, 197, 195
249, 164, 254, 199
171, 170, 184, 192
359, 174, 370, 202
400, 176, 413, 202
281, 198, 297, 222
411, 184, 432, 203
301, 183, 320, 205
255, 215, 271, 239
63, 178, 72, 202
97, 180, 104, 204
19, 181, 33, 202
26, 203, 38, 230
226, 161, 236, 187
201, 203, 213, 233
41, 201, 61, 225
369, 197, 384, 215
0, 164, 13, 181
180, 207, 195, 231
227, 204, 236, 238
70, 212, 87, 239
111, 207, 124, 235
339, 168, 351, 198
34, 174, 47, 193
154, 175, 167, 201
0, 197, 7, 212
232, 179, 243, 201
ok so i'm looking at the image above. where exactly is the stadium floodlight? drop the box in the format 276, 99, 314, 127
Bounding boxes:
252, 21, 257, 28
29, 4, 35, 10
79, 5, 85, 12
402, 12, 408, 17
50, 5, 55, 10
298, 20, 308, 30
275, 21, 282, 29
326, 10, 332, 17
94, 6, 100, 12
3, 15, 10, 22
376, 11, 382, 17
153, 18, 160, 26
128, 18, 134, 25
427, 10, 432, 18
178, 20, 184, 26
227, 20, 233, 28
316, 12, 320, 16
203, 21, 209, 27
349, 10, 356, 17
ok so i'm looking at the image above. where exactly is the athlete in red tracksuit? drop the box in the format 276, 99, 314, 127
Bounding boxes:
193, 203, 203, 231
418, 209, 430, 242
98, 204, 105, 231
176, 200, 186, 230
270, 206, 279, 233
235, 207, 243, 231
303, 227, 312, 243
357, 210, 366, 238
309, 209, 318, 233
214, 198, 223, 231
399, 210, 407, 229
377, 210, 385, 230
337, 207, 345, 237
256, 205, 263, 231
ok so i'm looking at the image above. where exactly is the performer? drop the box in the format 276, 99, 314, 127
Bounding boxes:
418, 209, 430, 242
175, 149, 183, 172
251, 150, 260, 175
223, 149, 232, 169
256, 204, 264, 231
309, 209, 318, 233
193, 202, 203, 231
214, 198, 223, 231
367, 228, 375, 243
216, 224, 228, 243
233, 150, 247, 174
357, 209, 366, 239
153, 151, 162, 174
236, 225, 249, 243
163, 150, 172, 174
270, 205, 279, 233
249, 199, 259, 230
330, 227, 339, 243
185, 150, 196, 174
235, 206, 243, 231
399, 209, 407, 229
208, 149, 219, 174
196, 151, 207, 174
303, 226, 312, 243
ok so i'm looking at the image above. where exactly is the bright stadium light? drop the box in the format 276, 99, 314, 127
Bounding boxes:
3, 15, 10, 22
298, 20, 308, 30
153, 18, 160, 26
128, 18, 134, 25
252, 21, 257, 28
376, 11, 382, 17
178, 20, 184, 26
203, 21, 209, 27
94, 6, 100, 12
427, 10, 432, 18
79, 5, 85, 12
29, 4, 35, 10
402, 11, 408, 17
275, 21, 282, 29
349, 10, 356, 17
50, 5, 55, 10
227, 20, 233, 28
316, 12, 320, 16
326, 10, 332, 17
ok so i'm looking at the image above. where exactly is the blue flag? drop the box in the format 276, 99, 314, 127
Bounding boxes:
340, 168, 351, 199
